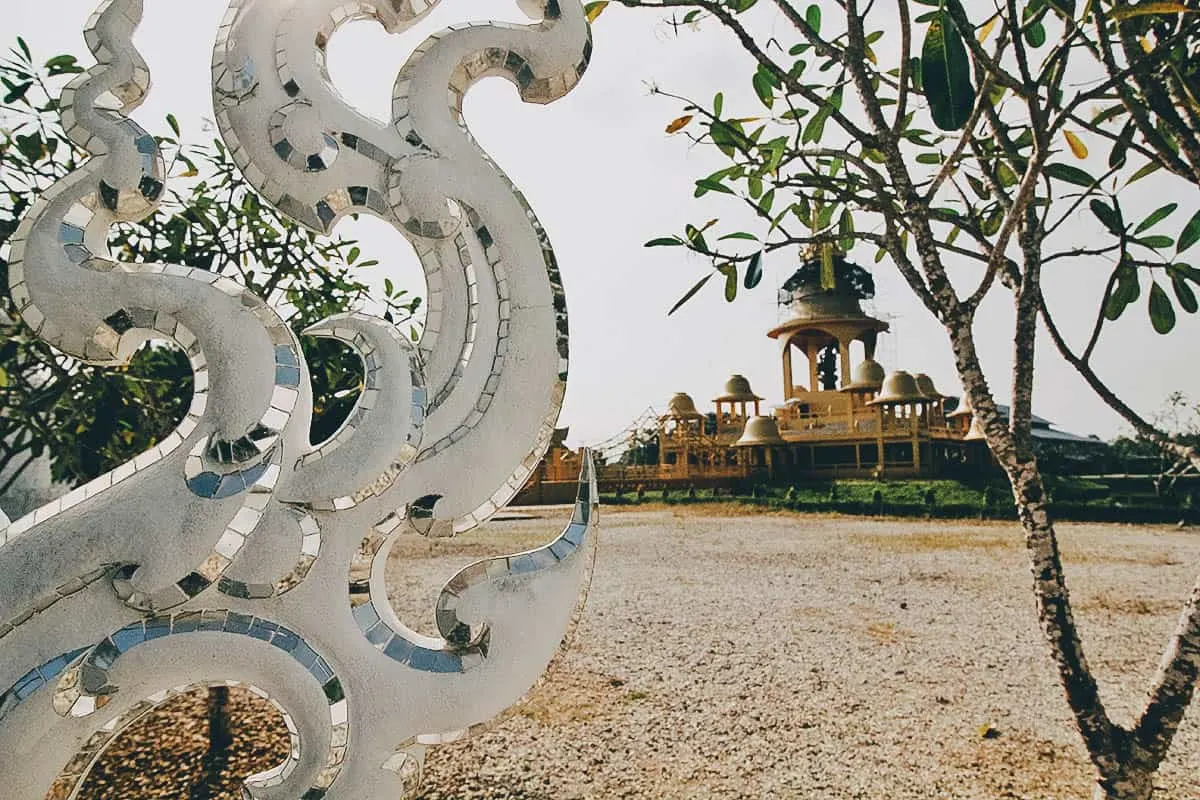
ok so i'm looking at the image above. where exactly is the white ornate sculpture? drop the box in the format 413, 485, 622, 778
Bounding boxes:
0, 0, 596, 796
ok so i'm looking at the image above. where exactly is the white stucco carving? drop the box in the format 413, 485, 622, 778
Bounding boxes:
0, 0, 596, 796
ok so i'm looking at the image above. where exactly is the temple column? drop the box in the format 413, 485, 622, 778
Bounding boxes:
807, 343, 820, 390
911, 407, 921, 474
876, 407, 885, 472
782, 341, 794, 400
863, 330, 878, 360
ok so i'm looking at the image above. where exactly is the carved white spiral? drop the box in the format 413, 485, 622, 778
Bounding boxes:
0, 0, 598, 796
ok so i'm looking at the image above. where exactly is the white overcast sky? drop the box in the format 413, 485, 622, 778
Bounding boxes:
6, 1, 1198, 446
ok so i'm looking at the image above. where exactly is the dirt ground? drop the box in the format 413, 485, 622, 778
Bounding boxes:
77, 508, 1200, 799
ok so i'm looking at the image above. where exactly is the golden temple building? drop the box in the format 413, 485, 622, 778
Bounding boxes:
645, 253, 980, 484
516, 253, 1104, 502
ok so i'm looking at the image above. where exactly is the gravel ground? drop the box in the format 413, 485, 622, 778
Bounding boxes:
80, 507, 1200, 799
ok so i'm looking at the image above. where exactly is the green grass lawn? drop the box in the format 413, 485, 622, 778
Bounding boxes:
601, 474, 1194, 523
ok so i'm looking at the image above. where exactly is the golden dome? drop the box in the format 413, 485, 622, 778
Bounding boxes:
840, 358, 886, 392
914, 373, 947, 400
664, 392, 703, 419
868, 371, 927, 406
964, 417, 987, 441
734, 415, 787, 446
714, 374, 763, 402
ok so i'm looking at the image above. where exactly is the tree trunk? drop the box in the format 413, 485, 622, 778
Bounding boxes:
1093, 754, 1155, 800
938, 292, 1145, 795
1001, 461, 1125, 765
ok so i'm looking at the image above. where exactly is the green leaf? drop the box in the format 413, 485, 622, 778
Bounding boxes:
909, 56, 923, 92
996, 162, 1019, 188
347, 246, 361, 264
695, 178, 735, 197
1177, 209, 1200, 254
44, 54, 82, 76
1127, 161, 1162, 185
1045, 163, 1095, 187
719, 231, 759, 241
752, 68, 775, 109
1099, 287, 1128, 321
1090, 199, 1124, 236
921, 12, 976, 131
714, 92, 724, 117
668, 273, 713, 316
801, 92, 841, 144
1134, 203, 1178, 235
805, 4, 821, 31
1109, 122, 1132, 168
762, 136, 788, 174
980, 205, 1003, 236
966, 174, 988, 199
1170, 262, 1200, 282
743, 251, 764, 289
758, 189, 775, 215
916, 152, 942, 165
1136, 235, 1174, 250
645, 237, 684, 247
791, 197, 811, 224
0, 366, 7, 388
1024, 21, 1046, 47
1149, 282, 1177, 334
814, 202, 836, 231
1092, 104, 1125, 125
838, 209, 855, 251
718, 263, 738, 302
709, 119, 747, 156
1104, 262, 1140, 321
1172, 273, 1198, 314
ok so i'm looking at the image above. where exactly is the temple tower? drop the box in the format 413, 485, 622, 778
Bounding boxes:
768, 251, 889, 399
713, 374, 763, 436
657, 392, 707, 476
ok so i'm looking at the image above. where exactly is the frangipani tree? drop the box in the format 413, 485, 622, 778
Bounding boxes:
600, 0, 1200, 796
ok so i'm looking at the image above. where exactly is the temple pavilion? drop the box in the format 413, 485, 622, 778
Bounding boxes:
648, 252, 979, 482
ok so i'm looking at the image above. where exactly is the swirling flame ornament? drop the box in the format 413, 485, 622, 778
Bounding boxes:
0, 0, 597, 796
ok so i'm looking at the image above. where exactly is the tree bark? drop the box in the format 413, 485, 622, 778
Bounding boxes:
1092, 729, 1156, 800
